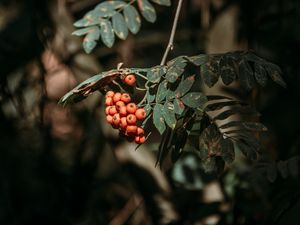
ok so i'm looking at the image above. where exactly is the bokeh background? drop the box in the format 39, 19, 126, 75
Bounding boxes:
0, 0, 300, 225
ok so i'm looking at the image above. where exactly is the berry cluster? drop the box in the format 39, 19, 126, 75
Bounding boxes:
105, 91, 146, 144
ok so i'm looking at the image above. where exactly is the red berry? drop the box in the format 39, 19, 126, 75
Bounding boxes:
105, 106, 110, 115
105, 97, 113, 106
106, 91, 115, 98
135, 136, 146, 144
136, 127, 144, 136
119, 106, 127, 117
115, 101, 125, 111
120, 117, 127, 129
126, 125, 137, 135
106, 115, 113, 124
112, 113, 121, 126
109, 106, 117, 115
135, 108, 146, 120
126, 114, 137, 124
126, 103, 137, 114
113, 92, 122, 103
121, 93, 131, 103
124, 74, 136, 86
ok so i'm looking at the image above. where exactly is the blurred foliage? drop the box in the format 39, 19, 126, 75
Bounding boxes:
0, 0, 300, 225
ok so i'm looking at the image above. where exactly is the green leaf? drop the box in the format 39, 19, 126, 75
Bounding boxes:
219, 57, 236, 85
181, 92, 207, 109
147, 66, 165, 83
153, 104, 166, 134
173, 98, 185, 115
201, 61, 219, 87
94, 2, 117, 17
146, 89, 156, 103
254, 63, 268, 87
82, 26, 100, 54
166, 65, 185, 83
112, 12, 128, 40
162, 102, 176, 129
95, 1, 126, 10
100, 19, 115, 48
137, 0, 157, 23
74, 18, 90, 27
72, 27, 96, 36
156, 80, 168, 102
187, 54, 208, 66
167, 56, 187, 67
144, 104, 152, 116
265, 63, 286, 88
238, 60, 255, 91
166, 89, 176, 101
175, 75, 195, 97
151, 0, 171, 6
123, 5, 141, 34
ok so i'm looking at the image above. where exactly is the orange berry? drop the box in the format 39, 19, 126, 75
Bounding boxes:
115, 101, 125, 111
126, 125, 137, 135
126, 114, 137, 124
119, 106, 127, 117
135, 136, 146, 144
105, 97, 113, 106
120, 117, 128, 129
136, 127, 144, 136
135, 108, 146, 120
124, 74, 136, 86
113, 92, 122, 103
109, 106, 117, 115
106, 115, 113, 124
121, 93, 131, 103
105, 106, 110, 115
106, 91, 115, 98
112, 113, 121, 126
126, 103, 137, 114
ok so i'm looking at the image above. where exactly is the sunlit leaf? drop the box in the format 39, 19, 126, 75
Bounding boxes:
175, 75, 195, 97
112, 12, 128, 40
100, 19, 115, 47
137, 0, 157, 23
181, 92, 207, 109
82, 26, 100, 53
156, 80, 168, 102
174, 98, 185, 115
187, 54, 208, 66
123, 5, 141, 34
153, 104, 166, 134
147, 66, 165, 83
162, 102, 177, 129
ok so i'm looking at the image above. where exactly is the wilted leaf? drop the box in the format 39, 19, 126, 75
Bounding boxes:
153, 104, 166, 134
201, 60, 219, 87
254, 63, 268, 87
220, 137, 235, 164
112, 12, 128, 40
137, 0, 157, 23
181, 92, 207, 109
175, 75, 195, 97
174, 98, 185, 115
162, 102, 176, 129
238, 60, 255, 91
265, 63, 286, 88
151, 0, 171, 6
220, 57, 236, 85
235, 140, 258, 161
156, 80, 168, 102
123, 5, 141, 34
100, 19, 115, 47
147, 66, 165, 83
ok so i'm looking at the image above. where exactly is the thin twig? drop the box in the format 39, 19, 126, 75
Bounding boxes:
160, 0, 184, 65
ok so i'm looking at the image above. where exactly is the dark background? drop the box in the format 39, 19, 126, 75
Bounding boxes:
0, 0, 299, 224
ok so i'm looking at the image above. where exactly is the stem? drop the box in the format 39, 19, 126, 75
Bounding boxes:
160, 0, 184, 65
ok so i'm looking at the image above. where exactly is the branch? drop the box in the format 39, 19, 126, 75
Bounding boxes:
160, 0, 184, 65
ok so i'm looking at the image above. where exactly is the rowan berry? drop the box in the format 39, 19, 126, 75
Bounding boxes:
135, 108, 146, 120
136, 127, 144, 136
126, 114, 137, 124
106, 115, 113, 124
113, 92, 122, 102
106, 91, 115, 98
126, 125, 137, 135
135, 135, 146, 144
121, 93, 131, 103
120, 117, 127, 129
115, 101, 125, 110
112, 113, 120, 126
105, 106, 110, 115
126, 103, 137, 114
105, 97, 113, 106
109, 106, 117, 115
124, 74, 136, 86
119, 106, 127, 117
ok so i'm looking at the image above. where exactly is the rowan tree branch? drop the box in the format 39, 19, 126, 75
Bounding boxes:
160, 0, 184, 65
